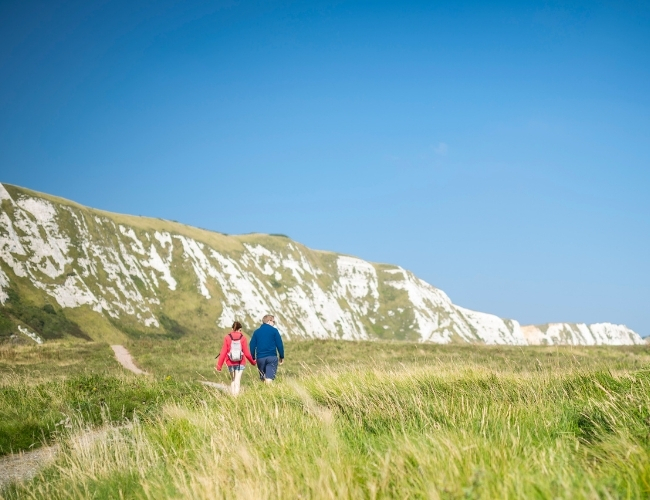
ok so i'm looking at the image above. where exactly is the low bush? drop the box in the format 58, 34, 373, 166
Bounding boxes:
2, 289, 90, 341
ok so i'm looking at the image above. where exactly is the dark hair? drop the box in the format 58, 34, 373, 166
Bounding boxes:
232, 321, 243, 331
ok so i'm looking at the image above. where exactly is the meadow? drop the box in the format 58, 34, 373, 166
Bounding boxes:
2, 338, 650, 499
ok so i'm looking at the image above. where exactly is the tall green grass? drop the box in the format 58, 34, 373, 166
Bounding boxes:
0, 372, 200, 456
4, 355, 650, 499
127, 336, 650, 381
0, 342, 198, 456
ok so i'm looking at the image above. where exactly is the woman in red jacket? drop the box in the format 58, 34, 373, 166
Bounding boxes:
215, 321, 256, 396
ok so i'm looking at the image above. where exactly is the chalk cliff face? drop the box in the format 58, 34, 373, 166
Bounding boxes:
0, 183, 642, 345
520, 323, 641, 346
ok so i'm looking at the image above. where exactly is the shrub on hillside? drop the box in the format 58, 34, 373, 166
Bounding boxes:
3, 289, 91, 341
0, 310, 14, 339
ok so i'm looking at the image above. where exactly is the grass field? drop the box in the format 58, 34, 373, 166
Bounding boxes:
2, 338, 650, 499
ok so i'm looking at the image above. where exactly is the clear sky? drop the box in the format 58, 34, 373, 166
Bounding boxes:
1, 1, 649, 335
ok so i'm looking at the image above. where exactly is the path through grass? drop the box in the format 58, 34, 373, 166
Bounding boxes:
2, 339, 650, 498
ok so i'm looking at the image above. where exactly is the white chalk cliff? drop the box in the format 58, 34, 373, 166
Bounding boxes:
0, 183, 642, 345
521, 323, 641, 346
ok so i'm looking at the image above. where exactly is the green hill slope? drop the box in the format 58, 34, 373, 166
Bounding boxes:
0, 183, 641, 345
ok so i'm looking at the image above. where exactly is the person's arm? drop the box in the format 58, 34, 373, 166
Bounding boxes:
242, 337, 256, 365
216, 336, 229, 371
275, 329, 285, 362
249, 332, 257, 360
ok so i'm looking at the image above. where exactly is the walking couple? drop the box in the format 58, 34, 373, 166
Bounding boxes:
215, 314, 285, 395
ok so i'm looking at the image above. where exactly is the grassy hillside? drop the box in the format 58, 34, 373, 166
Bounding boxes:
0, 182, 425, 344
3, 340, 650, 498
7, 181, 631, 347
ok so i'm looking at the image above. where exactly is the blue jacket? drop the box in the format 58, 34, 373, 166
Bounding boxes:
249, 323, 284, 360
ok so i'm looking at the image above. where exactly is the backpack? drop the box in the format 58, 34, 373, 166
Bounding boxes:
228, 333, 244, 362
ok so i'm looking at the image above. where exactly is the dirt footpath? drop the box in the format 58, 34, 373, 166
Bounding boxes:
0, 445, 58, 490
1, 345, 147, 491
111, 345, 148, 375
200, 380, 230, 392
110, 345, 230, 392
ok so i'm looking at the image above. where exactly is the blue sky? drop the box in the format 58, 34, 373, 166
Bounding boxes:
1, 0, 649, 334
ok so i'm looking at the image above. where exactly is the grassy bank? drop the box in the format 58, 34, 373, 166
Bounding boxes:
2, 340, 650, 498
127, 335, 650, 380
0, 343, 199, 456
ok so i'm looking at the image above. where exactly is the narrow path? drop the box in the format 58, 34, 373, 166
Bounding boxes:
111, 345, 228, 391
200, 380, 231, 392
0, 445, 59, 490
111, 345, 148, 375
0, 427, 123, 491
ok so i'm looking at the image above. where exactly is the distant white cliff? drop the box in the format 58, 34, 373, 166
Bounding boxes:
0, 183, 643, 345
521, 323, 641, 346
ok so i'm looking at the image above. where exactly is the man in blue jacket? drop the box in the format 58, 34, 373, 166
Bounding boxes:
249, 314, 285, 383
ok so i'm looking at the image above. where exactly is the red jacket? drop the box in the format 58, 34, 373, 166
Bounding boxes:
216, 331, 256, 370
